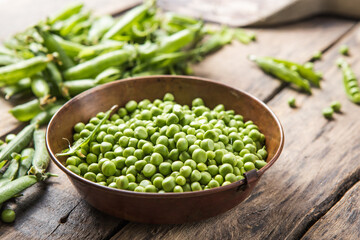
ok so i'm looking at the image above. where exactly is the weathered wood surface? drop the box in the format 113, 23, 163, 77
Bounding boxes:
302, 181, 360, 240
1, 1, 360, 240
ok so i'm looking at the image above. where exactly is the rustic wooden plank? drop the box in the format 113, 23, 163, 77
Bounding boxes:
110, 23, 360, 240
301, 181, 360, 240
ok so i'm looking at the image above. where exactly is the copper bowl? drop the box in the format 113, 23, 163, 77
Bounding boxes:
46, 75, 284, 224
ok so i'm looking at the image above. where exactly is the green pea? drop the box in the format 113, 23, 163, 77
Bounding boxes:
143, 163, 157, 178
115, 176, 129, 189
126, 165, 137, 176
156, 135, 169, 146
134, 126, 148, 139
123, 147, 135, 157
154, 144, 169, 158
163, 93, 175, 101
199, 172, 211, 185
102, 160, 116, 177
125, 100, 137, 112
191, 182, 202, 191
67, 165, 81, 175
1, 209, 16, 223
144, 185, 157, 192
153, 176, 164, 189
257, 148, 268, 160
200, 139, 214, 151
134, 186, 145, 192
214, 174, 224, 185
100, 142, 112, 153
150, 152, 163, 166
125, 156, 137, 167
190, 170, 201, 182
244, 162, 255, 171
74, 122, 85, 133
173, 185, 184, 192
142, 142, 154, 155
78, 163, 88, 175
168, 149, 179, 161
126, 173, 136, 182
197, 163, 207, 172
84, 172, 97, 182
171, 161, 183, 171
330, 101, 341, 112
162, 176, 176, 192
233, 140, 244, 152
322, 107, 334, 119
222, 153, 236, 166
219, 163, 234, 177
85, 123, 96, 131
80, 129, 91, 138
184, 159, 197, 170
175, 175, 186, 185
88, 163, 101, 174
86, 153, 98, 164
159, 162, 172, 176
239, 149, 250, 157
208, 179, 220, 188
188, 144, 200, 155
208, 165, 219, 176
166, 124, 180, 138
176, 138, 188, 152
128, 182, 138, 191
192, 148, 207, 163
225, 173, 237, 183
255, 160, 267, 169
167, 113, 179, 125
243, 153, 257, 163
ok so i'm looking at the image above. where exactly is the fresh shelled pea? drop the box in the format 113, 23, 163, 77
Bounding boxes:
322, 107, 334, 120
330, 101, 341, 112
288, 97, 296, 108
61, 93, 268, 193
339, 45, 349, 56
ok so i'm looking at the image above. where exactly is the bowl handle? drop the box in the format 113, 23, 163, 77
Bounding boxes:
236, 169, 259, 192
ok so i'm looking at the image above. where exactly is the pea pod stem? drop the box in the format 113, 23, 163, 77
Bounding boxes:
249, 55, 312, 94
0, 56, 50, 84
0, 123, 37, 162
57, 105, 117, 156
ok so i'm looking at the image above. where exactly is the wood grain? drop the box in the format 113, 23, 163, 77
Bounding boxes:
109, 22, 360, 240
0, 1, 359, 239
301, 181, 360, 240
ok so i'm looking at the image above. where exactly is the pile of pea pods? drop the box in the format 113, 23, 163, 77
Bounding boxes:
60, 93, 268, 193
0, 0, 255, 124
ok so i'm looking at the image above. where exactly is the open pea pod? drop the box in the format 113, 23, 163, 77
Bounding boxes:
249, 55, 312, 94
57, 105, 117, 156
337, 58, 360, 104
265, 57, 322, 87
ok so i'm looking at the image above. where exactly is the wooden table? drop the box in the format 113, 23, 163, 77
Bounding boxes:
1, 1, 360, 239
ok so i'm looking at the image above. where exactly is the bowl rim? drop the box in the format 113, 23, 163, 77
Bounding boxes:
46, 75, 284, 199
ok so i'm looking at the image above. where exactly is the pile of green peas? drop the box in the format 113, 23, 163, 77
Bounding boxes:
64, 93, 268, 193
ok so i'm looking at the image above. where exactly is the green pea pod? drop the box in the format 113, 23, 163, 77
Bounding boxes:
16, 148, 35, 178
103, 3, 151, 39
71, 20, 92, 36
138, 41, 158, 59
234, 29, 256, 44
30, 102, 63, 126
64, 49, 133, 80
77, 40, 124, 59
2, 78, 31, 100
266, 57, 322, 87
62, 79, 96, 97
31, 74, 50, 98
0, 123, 37, 162
88, 15, 114, 43
0, 46, 16, 56
60, 12, 90, 37
48, 2, 84, 25
9, 99, 43, 122
0, 56, 50, 84
43, 61, 70, 99
95, 67, 121, 84
157, 25, 201, 54
197, 27, 234, 55
0, 175, 38, 204
0, 55, 19, 66
164, 12, 199, 26
337, 58, 360, 104
52, 35, 85, 58
57, 105, 117, 156
249, 55, 312, 93
0, 153, 21, 187
29, 130, 49, 176
36, 27, 74, 70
